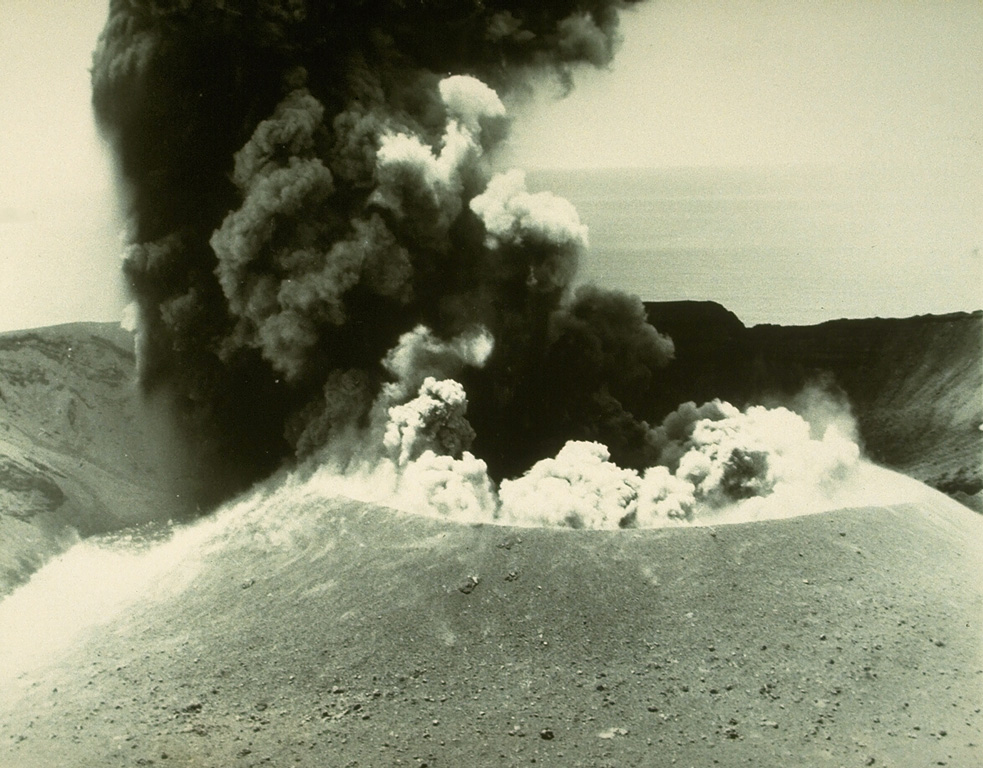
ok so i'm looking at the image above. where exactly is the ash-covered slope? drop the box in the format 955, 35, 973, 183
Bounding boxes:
0, 324, 197, 596
1, 493, 980, 768
645, 302, 983, 508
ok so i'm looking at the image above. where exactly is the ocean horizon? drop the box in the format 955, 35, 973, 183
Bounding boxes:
526, 163, 982, 327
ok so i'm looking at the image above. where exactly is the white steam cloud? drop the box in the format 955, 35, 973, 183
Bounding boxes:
499, 441, 639, 528
305, 372, 914, 532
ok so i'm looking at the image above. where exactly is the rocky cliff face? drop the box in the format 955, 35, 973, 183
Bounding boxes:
645, 302, 982, 507
0, 324, 197, 595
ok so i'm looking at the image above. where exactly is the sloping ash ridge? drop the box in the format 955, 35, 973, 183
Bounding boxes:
0, 494, 980, 767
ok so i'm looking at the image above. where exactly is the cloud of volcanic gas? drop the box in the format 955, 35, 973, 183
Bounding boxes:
91, 1, 897, 532
302, 390, 918, 530
92, 0, 660, 504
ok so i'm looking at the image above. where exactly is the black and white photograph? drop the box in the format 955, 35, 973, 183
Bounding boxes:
1, 1, 980, 766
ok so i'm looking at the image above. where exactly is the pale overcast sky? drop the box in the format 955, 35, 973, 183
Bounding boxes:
0, 0, 126, 333
506, 0, 983, 169
0, 1, 980, 331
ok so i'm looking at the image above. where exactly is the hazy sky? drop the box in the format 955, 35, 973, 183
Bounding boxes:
0, 0, 126, 333
0, 1, 980, 331
506, 0, 983, 168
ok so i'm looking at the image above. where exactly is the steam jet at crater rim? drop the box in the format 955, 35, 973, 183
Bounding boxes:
92, 0, 676, 503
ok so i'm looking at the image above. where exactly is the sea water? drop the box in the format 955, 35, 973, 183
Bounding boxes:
528, 163, 982, 327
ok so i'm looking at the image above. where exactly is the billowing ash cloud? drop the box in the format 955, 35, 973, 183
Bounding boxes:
310, 393, 871, 529
384, 377, 476, 467
91, 1, 875, 535
499, 441, 641, 528
493, 400, 863, 529
91, 0, 659, 504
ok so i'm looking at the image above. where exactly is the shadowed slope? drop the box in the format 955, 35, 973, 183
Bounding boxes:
1, 492, 980, 767
0, 323, 198, 596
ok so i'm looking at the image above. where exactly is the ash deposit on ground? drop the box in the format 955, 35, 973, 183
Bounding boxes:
0, 2, 981, 767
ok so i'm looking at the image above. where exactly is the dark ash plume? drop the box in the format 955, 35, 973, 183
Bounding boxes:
91, 0, 661, 505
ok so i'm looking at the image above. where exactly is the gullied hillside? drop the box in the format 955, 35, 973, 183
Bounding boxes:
645, 303, 983, 508
0, 323, 196, 596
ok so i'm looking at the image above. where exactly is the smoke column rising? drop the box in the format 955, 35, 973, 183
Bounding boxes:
91, 0, 666, 504
91, 1, 893, 531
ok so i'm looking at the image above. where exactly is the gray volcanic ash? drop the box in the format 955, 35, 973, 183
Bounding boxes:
89, 0, 895, 531
1, 491, 980, 768
91, 0, 663, 502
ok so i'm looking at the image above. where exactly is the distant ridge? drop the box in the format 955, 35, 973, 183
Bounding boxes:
644, 301, 983, 508
0, 320, 134, 346
1, 304, 980, 597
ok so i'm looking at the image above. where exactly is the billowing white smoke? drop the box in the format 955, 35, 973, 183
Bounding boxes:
399, 451, 498, 521
309, 366, 887, 530
643, 400, 862, 524
384, 377, 476, 466
499, 441, 639, 528
339, 371, 498, 520
495, 400, 863, 529
470, 168, 588, 291
371, 75, 505, 240
305, 321, 498, 520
